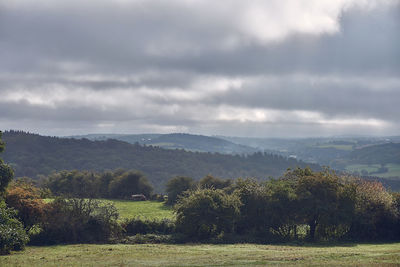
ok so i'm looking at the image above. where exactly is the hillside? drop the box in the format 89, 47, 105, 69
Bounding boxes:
70, 133, 258, 154
2, 131, 318, 192
347, 143, 400, 165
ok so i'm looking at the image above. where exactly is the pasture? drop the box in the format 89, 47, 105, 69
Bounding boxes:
103, 199, 174, 220
1, 243, 400, 266
44, 199, 174, 220
345, 163, 400, 178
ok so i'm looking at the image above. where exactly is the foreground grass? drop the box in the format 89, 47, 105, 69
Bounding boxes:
2, 243, 400, 266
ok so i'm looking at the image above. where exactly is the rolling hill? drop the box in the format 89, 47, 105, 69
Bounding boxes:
70, 133, 258, 154
2, 131, 318, 192
347, 143, 400, 165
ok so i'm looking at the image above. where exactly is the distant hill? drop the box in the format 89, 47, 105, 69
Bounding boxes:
347, 143, 400, 165
70, 133, 258, 154
2, 131, 318, 192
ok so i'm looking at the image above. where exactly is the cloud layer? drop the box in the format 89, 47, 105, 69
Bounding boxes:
0, 0, 399, 137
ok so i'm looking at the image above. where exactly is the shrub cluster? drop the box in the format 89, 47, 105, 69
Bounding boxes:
44, 169, 153, 199
173, 168, 400, 242
122, 217, 175, 235
30, 198, 121, 245
0, 202, 29, 255
5, 180, 48, 228
0, 131, 29, 254
165, 175, 233, 205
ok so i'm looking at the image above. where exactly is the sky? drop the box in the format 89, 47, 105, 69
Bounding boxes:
0, 0, 399, 137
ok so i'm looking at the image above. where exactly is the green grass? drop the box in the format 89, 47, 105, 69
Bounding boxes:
43, 199, 174, 220
345, 163, 400, 178
316, 144, 354, 151
103, 200, 174, 220
1, 243, 400, 266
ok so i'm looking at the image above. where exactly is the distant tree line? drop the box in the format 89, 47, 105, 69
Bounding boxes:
2, 130, 320, 192
1, 130, 400, 255
44, 169, 153, 199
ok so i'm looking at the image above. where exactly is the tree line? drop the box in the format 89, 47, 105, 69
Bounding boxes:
171, 168, 400, 242
43, 169, 153, 199
1, 131, 400, 255
2, 130, 320, 192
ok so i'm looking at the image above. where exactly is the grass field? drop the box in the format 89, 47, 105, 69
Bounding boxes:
103, 200, 174, 220
44, 199, 174, 220
1, 243, 400, 266
345, 163, 400, 178
316, 144, 354, 151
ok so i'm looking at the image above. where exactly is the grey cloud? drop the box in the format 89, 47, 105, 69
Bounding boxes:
203, 76, 400, 122
0, 1, 399, 137
1, 1, 398, 76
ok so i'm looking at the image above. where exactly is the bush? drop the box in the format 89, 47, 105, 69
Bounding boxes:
199, 175, 232, 190
44, 170, 153, 199
347, 180, 398, 241
6, 181, 48, 228
30, 198, 121, 245
108, 171, 153, 199
122, 217, 175, 235
119, 234, 176, 244
175, 188, 241, 240
0, 202, 29, 255
165, 176, 195, 205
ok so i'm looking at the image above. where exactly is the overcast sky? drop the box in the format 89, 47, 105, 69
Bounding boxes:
1, 0, 399, 137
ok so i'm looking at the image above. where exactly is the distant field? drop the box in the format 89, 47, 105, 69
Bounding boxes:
44, 199, 174, 220
345, 163, 400, 178
2, 243, 400, 266
103, 200, 174, 220
316, 144, 354, 151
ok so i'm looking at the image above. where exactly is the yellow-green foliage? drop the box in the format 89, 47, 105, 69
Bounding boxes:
1, 243, 400, 266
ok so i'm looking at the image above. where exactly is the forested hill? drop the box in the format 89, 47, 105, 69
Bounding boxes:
2, 131, 319, 191
347, 143, 400, 164
70, 133, 258, 154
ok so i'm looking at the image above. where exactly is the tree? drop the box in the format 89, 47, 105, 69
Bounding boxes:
165, 176, 195, 205
199, 175, 232, 190
0, 131, 14, 198
108, 170, 153, 199
0, 132, 28, 254
6, 180, 48, 228
234, 178, 270, 235
286, 168, 354, 241
175, 188, 241, 240
264, 179, 299, 240
348, 180, 398, 240
0, 202, 29, 255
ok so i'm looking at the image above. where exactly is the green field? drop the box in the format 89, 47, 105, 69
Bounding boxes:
316, 144, 354, 151
345, 163, 400, 178
104, 200, 174, 220
44, 199, 174, 220
1, 243, 400, 266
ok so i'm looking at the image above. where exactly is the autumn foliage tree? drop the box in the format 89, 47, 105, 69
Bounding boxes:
6, 180, 48, 228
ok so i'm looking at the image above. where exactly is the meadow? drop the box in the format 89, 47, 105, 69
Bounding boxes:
103, 199, 174, 220
1, 243, 400, 266
345, 163, 400, 178
44, 199, 175, 220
